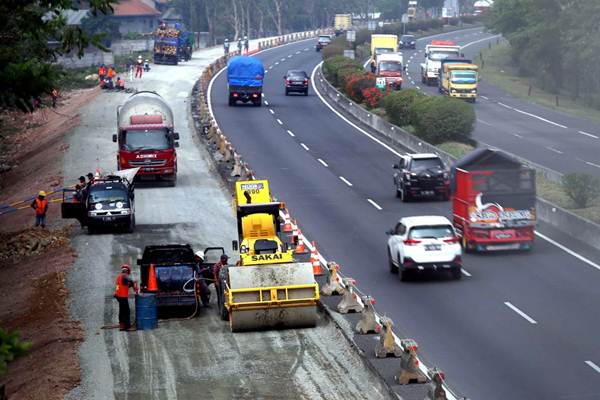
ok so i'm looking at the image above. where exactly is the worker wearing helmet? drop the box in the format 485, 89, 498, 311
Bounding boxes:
135, 55, 143, 79
193, 251, 211, 306
114, 264, 138, 331
243, 35, 249, 54
213, 254, 230, 318
223, 38, 230, 55
31, 191, 49, 228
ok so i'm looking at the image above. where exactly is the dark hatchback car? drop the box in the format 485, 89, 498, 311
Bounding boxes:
399, 34, 416, 49
284, 70, 309, 96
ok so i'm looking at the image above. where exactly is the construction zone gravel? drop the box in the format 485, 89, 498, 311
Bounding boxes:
59, 41, 395, 400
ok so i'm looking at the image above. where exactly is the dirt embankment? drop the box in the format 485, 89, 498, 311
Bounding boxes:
0, 87, 99, 399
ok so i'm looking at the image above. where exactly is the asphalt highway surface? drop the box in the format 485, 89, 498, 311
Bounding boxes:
210, 33, 600, 399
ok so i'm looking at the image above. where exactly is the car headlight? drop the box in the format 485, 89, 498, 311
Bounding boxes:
471, 89, 477, 93
450, 89, 456, 93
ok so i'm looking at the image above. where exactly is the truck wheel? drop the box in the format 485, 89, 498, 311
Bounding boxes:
126, 215, 135, 233
285, 89, 289, 96
304, 90, 308, 96
451, 267, 462, 280
421, 74, 426, 84
401, 187, 410, 202
400, 268, 411, 282
228, 97, 235, 106
253, 99, 262, 107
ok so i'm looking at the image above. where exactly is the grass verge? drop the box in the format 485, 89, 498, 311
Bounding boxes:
476, 42, 600, 124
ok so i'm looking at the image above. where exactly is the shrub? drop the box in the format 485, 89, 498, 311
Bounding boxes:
410, 97, 475, 144
362, 87, 386, 109
0, 329, 31, 375
322, 56, 363, 87
345, 72, 375, 103
384, 88, 425, 127
322, 41, 346, 60
561, 173, 600, 208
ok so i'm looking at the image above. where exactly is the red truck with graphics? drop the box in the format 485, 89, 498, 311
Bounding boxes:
113, 91, 179, 186
452, 148, 536, 252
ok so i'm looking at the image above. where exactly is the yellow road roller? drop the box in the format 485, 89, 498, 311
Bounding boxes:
216, 179, 319, 332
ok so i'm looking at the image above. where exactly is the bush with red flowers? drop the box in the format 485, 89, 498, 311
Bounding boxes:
345, 72, 375, 103
362, 87, 386, 109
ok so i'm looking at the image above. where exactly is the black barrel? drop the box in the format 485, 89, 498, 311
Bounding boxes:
135, 293, 157, 330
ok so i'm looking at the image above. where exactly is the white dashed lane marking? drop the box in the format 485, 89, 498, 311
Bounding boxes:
286, 130, 295, 137
367, 199, 382, 210
585, 361, 600, 374
578, 130, 599, 139
276, 119, 283, 125
300, 143, 309, 151
504, 302, 537, 324
269, 109, 274, 114
339, 176, 353, 187
318, 158, 328, 167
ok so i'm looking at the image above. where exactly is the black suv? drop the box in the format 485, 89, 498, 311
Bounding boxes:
315, 35, 332, 51
284, 70, 309, 95
399, 35, 416, 49
393, 154, 450, 201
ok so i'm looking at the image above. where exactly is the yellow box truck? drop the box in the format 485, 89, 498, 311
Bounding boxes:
439, 61, 479, 102
370, 34, 398, 73
334, 14, 352, 35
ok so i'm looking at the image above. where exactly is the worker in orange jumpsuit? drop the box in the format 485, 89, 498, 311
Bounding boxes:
114, 264, 138, 331
31, 191, 49, 228
98, 64, 106, 81
135, 55, 144, 79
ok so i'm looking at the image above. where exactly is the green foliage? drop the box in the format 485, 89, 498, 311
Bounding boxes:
561, 173, 600, 208
81, 12, 120, 46
0, 329, 31, 376
322, 56, 363, 88
0, 0, 117, 112
410, 97, 475, 144
384, 88, 425, 127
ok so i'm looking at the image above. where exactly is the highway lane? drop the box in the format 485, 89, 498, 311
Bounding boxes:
210, 38, 600, 399
401, 29, 600, 176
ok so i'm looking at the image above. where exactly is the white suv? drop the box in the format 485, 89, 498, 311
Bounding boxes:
387, 216, 462, 281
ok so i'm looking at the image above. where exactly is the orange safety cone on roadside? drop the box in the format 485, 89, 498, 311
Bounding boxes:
147, 263, 158, 292
283, 209, 292, 232
292, 220, 299, 244
295, 226, 307, 254
311, 241, 323, 275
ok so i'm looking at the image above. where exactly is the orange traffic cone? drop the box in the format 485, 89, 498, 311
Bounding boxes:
295, 227, 306, 254
311, 241, 323, 275
283, 209, 292, 232
147, 263, 158, 292
292, 219, 299, 244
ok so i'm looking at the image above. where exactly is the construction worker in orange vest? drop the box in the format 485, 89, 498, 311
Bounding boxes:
31, 191, 48, 228
98, 64, 106, 81
114, 264, 138, 331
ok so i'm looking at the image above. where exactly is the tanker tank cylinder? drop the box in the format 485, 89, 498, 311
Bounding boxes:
226, 263, 319, 332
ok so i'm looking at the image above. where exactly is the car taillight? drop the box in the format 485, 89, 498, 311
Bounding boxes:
443, 236, 459, 244
403, 239, 421, 246
286, 79, 291, 86
304, 79, 309, 85
232, 93, 239, 97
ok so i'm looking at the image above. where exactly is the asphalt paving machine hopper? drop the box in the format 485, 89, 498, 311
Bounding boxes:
223, 180, 319, 332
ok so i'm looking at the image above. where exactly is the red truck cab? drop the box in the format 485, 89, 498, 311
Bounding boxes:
113, 91, 179, 186
452, 148, 536, 252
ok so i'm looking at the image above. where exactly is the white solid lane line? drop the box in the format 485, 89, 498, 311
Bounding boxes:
300, 143, 309, 151
497, 102, 568, 129
477, 118, 492, 126
367, 198, 382, 210
318, 158, 328, 167
504, 302, 537, 324
461, 268, 472, 277
269, 109, 274, 114
586, 161, 600, 169
585, 361, 600, 374
276, 119, 283, 125
286, 130, 295, 137
339, 176, 353, 187
461, 35, 502, 49
545, 146, 563, 155
480, 95, 489, 100
578, 130, 599, 139
535, 231, 600, 272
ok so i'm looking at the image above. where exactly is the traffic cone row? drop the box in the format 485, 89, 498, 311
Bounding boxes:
283, 209, 292, 232
310, 241, 323, 275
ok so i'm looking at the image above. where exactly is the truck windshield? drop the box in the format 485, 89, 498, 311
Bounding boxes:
451, 70, 477, 84
375, 48, 394, 55
472, 170, 536, 209
123, 129, 170, 151
409, 225, 454, 239
379, 62, 402, 72
89, 188, 128, 204
429, 51, 460, 61
412, 158, 444, 171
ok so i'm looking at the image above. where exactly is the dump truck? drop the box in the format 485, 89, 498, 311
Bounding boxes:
375, 53, 404, 90
112, 91, 179, 186
227, 56, 264, 107
370, 34, 398, 73
61, 168, 137, 234
439, 60, 478, 102
137, 245, 224, 309
153, 23, 192, 65
452, 148, 536, 252
420, 40, 461, 85
334, 14, 352, 35
215, 179, 319, 332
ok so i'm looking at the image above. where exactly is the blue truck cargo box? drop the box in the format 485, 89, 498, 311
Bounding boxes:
227, 56, 265, 87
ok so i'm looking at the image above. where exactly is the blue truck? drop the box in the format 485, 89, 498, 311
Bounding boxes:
227, 56, 264, 107
153, 25, 192, 65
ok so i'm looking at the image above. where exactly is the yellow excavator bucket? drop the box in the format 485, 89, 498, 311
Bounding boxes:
225, 179, 319, 331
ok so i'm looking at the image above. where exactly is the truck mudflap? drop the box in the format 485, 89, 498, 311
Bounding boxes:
225, 263, 319, 332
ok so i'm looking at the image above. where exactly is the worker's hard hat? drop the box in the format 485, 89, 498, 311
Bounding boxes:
225, 38, 229, 42
121, 264, 131, 273
38, 190, 46, 197
244, 36, 248, 39
194, 250, 205, 261
138, 55, 142, 59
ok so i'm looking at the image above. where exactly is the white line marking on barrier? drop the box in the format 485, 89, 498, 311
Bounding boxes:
339, 176, 353, 187
318, 158, 328, 167
504, 302, 537, 324
497, 102, 568, 129
461, 268, 471, 277
269, 109, 275, 114
512, 133, 523, 139
265, 70, 269, 74
269, 65, 273, 69
586, 161, 600, 169
286, 130, 295, 137
367, 199, 382, 210
545, 146, 563, 155
264, 100, 269, 106
534, 231, 600, 272
276, 119, 283, 125
288, 55, 292, 58
585, 361, 600, 374
296, 51, 301, 54
416, 86, 421, 90
480, 95, 489, 100
578, 130, 599, 139
477, 118, 492, 126
281, 58, 286, 61
300, 143, 309, 151
275, 61, 279, 65
304, 48, 308, 51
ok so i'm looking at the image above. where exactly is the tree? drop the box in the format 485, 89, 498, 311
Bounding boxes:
0, 0, 117, 112
81, 12, 120, 47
